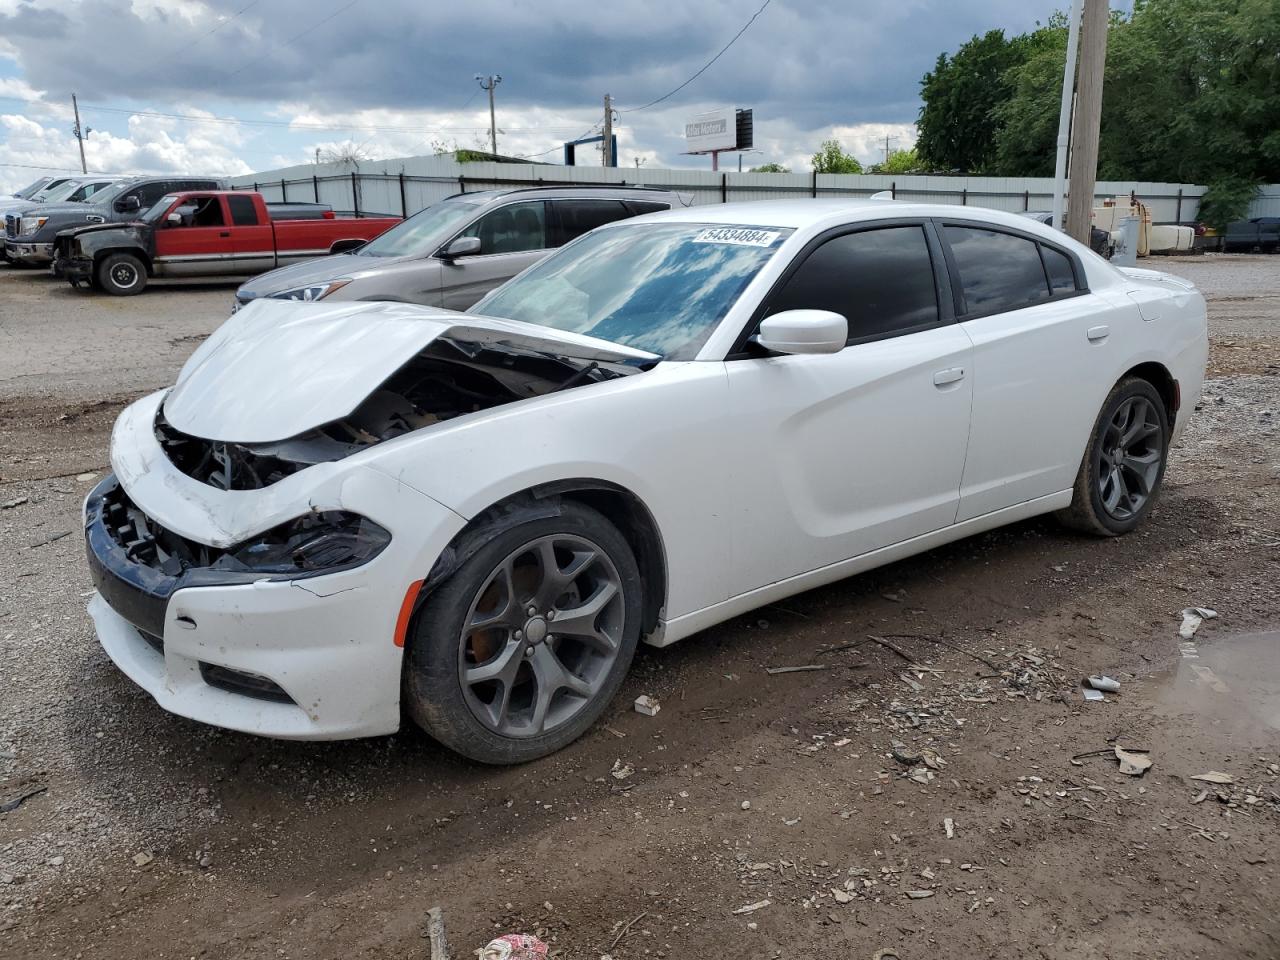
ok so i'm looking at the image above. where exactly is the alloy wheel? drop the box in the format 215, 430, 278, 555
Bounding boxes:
457, 534, 624, 738
1096, 395, 1163, 521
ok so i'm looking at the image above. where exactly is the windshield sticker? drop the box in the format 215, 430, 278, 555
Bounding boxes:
692, 227, 781, 247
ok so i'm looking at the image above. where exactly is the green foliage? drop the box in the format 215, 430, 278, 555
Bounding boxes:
916, 30, 1032, 173
1198, 176, 1262, 229
918, 0, 1280, 189
811, 139, 863, 174
749, 162, 790, 173
869, 148, 924, 175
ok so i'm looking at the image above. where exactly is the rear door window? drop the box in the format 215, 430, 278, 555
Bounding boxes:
764, 225, 940, 342
1041, 245, 1077, 294
944, 226, 1051, 314
550, 199, 632, 247
227, 195, 259, 226
460, 201, 548, 254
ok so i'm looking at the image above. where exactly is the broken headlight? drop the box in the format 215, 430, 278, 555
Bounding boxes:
269, 278, 350, 302
221, 511, 390, 575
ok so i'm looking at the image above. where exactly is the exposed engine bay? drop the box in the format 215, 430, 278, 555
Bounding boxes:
157, 336, 645, 491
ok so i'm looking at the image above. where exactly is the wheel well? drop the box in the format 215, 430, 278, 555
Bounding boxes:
1123, 361, 1178, 423
95, 247, 152, 275
423, 481, 668, 640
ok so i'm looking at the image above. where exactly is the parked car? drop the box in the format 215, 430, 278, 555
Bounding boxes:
233, 186, 690, 312
1020, 210, 1112, 257
31, 175, 124, 205
85, 200, 1206, 760
0, 177, 78, 255
4, 175, 225, 266
1222, 217, 1280, 253
53, 191, 401, 295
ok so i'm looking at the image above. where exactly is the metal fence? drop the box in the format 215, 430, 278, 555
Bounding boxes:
231, 155, 1278, 225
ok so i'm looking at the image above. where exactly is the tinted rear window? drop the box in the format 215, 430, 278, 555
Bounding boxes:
227, 195, 259, 226
1041, 245, 1077, 293
945, 226, 1050, 314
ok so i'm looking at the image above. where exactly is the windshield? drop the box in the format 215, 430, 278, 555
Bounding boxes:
86, 181, 133, 207
39, 180, 89, 203
142, 195, 180, 222
356, 195, 485, 257
14, 178, 49, 199
472, 222, 792, 360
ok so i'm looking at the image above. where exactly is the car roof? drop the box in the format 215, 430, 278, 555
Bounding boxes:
630, 198, 1086, 236
454, 185, 683, 203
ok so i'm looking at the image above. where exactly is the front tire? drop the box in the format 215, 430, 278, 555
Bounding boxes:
1057, 377, 1169, 536
96, 252, 147, 296
404, 501, 643, 764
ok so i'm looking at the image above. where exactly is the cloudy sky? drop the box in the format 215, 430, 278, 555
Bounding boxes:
1, 0, 1073, 193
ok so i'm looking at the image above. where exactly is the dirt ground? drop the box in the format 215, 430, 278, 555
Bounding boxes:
1, 256, 1278, 960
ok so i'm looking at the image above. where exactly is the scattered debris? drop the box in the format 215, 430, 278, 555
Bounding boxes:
27, 530, 72, 549
905, 890, 935, 899
765, 664, 829, 675
1, 496, 28, 509
633, 695, 661, 716
943, 817, 955, 839
608, 912, 647, 951
1179, 607, 1217, 640
732, 899, 772, 915
0, 785, 46, 813
131, 852, 154, 867
831, 887, 854, 903
75, 472, 97, 482
478, 933, 547, 960
872, 951, 902, 960
1190, 771, 1234, 785
609, 760, 634, 781
1114, 746, 1153, 777
1081, 685, 1105, 702
890, 741, 923, 765
1085, 675, 1121, 693
740, 800, 752, 811
1191, 790, 1209, 804
426, 905, 449, 960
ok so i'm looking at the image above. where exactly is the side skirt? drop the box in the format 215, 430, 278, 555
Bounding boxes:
648, 489, 1073, 648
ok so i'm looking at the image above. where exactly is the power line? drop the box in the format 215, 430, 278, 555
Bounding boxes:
227, 0, 365, 78
191, 0, 264, 44
616, 0, 772, 112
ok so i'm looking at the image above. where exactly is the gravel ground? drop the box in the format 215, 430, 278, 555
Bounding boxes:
1, 257, 1278, 959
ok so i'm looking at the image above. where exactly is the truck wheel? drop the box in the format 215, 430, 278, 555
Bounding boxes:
97, 253, 146, 296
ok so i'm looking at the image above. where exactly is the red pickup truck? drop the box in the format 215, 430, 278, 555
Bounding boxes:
52, 191, 400, 295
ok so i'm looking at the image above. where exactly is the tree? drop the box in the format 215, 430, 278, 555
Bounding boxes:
916, 29, 1032, 173
749, 162, 790, 173
810, 139, 863, 174
869, 147, 923, 175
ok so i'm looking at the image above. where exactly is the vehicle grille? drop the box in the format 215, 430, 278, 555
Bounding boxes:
101, 481, 230, 574
4, 214, 17, 239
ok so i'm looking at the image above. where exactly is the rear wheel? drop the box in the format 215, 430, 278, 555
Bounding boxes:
404, 501, 642, 764
1057, 377, 1169, 536
96, 252, 146, 296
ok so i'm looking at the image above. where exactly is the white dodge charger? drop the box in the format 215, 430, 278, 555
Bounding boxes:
86, 200, 1207, 762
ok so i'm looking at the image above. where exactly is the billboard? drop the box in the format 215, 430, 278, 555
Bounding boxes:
685, 108, 738, 154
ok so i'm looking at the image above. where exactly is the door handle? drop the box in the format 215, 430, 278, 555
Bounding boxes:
1087, 324, 1110, 342
219, 231, 231, 238
933, 367, 965, 386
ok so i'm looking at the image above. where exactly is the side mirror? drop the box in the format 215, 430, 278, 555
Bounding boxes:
165, 212, 182, 225
117, 196, 141, 213
755, 309, 848, 355
439, 236, 481, 260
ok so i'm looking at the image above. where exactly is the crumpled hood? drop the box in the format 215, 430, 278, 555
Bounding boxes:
235, 253, 364, 299
164, 298, 658, 444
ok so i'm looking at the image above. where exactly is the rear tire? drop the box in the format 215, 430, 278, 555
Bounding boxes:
96, 252, 146, 296
1057, 377, 1169, 536
403, 500, 643, 764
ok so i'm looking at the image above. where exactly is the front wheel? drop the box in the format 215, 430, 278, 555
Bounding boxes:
96, 252, 147, 296
1057, 377, 1170, 536
404, 501, 643, 764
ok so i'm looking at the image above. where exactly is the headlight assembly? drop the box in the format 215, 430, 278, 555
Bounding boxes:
19, 216, 48, 236
212, 511, 390, 576
269, 278, 351, 302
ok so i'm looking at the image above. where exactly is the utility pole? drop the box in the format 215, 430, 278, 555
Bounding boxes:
883, 134, 898, 166
71, 94, 88, 174
602, 93, 614, 168
1051, 0, 1084, 232
475, 74, 502, 155
1066, 0, 1109, 247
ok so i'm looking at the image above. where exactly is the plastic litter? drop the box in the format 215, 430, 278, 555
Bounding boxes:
1179, 607, 1217, 640
477, 934, 548, 960
633, 695, 661, 716
1085, 675, 1121, 693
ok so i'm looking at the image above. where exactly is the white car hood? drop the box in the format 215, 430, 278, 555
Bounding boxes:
164, 298, 658, 444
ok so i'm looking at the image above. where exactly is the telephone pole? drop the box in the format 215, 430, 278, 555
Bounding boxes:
602, 93, 614, 168
475, 74, 502, 155
71, 94, 87, 174
883, 134, 898, 166
1066, 0, 1109, 247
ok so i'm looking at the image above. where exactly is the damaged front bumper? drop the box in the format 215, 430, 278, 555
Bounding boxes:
5, 240, 53, 264
53, 255, 93, 283
85, 391, 468, 740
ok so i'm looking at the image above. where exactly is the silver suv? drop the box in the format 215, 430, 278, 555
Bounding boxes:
234, 186, 689, 311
